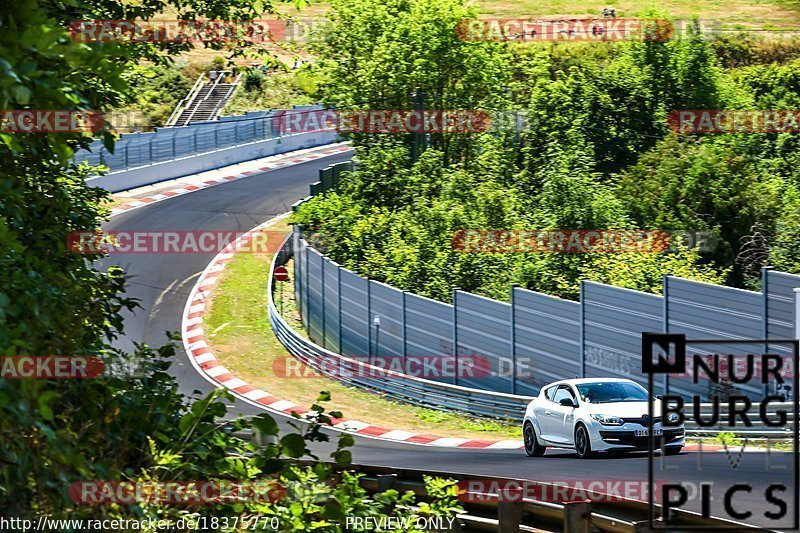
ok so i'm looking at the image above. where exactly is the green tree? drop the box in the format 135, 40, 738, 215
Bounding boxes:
316, 0, 512, 164
0, 0, 463, 526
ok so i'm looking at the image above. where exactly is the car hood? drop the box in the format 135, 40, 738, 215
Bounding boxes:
583, 401, 662, 418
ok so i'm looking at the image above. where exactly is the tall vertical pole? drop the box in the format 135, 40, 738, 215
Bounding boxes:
338, 267, 343, 355
304, 242, 310, 332
367, 279, 372, 363
321, 261, 326, 349
794, 288, 800, 342
662, 275, 670, 396
510, 284, 518, 395
402, 290, 408, 369
762, 267, 771, 397
453, 288, 459, 386
411, 87, 426, 164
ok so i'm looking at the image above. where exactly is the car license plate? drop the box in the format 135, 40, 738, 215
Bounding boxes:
635, 429, 662, 437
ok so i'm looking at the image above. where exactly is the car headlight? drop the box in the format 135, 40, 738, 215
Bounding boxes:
590, 414, 624, 426
667, 412, 681, 424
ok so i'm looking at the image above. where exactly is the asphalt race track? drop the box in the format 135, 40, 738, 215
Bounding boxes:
103, 151, 797, 530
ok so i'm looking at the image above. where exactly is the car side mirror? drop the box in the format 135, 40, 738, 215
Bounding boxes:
656, 395, 662, 399
559, 398, 576, 407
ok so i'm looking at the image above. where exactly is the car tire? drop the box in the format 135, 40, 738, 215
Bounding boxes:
663, 446, 682, 456
523, 422, 546, 457
574, 424, 594, 459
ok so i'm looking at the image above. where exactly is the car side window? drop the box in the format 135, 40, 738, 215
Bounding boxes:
553, 386, 576, 405
543, 386, 556, 401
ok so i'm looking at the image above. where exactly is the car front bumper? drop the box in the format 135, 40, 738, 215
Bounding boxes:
588, 422, 685, 451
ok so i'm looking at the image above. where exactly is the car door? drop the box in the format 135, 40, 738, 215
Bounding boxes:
532, 385, 556, 438
542, 385, 577, 445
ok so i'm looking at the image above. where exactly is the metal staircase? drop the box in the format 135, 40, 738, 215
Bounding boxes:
165, 70, 242, 127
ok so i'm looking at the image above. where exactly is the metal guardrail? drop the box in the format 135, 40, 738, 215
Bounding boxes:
236, 427, 758, 532
73, 107, 329, 173
268, 235, 533, 421
268, 235, 797, 440
290, 159, 800, 405
348, 463, 757, 532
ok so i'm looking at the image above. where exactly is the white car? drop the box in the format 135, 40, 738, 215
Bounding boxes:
522, 378, 684, 458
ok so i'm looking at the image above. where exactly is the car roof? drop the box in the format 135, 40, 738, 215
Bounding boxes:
544, 378, 636, 387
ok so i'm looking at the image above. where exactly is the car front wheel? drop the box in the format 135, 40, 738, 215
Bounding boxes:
574, 425, 594, 459
524, 422, 546, 457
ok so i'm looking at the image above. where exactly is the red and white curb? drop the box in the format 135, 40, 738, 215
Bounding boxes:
177, 220, 726, 452
127, 146, 717, 452
109, 143, 352, 217
179, 219, 525, 449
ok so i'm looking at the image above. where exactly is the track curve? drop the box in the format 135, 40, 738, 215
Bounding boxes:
101, 150, 795, 529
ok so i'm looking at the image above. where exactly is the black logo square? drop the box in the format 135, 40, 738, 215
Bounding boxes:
642, 332, 686, 374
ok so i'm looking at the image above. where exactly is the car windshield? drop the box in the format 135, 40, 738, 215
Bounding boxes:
576, 382, 649, 404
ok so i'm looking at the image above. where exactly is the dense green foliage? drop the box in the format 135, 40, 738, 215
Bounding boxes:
294, 0, 800, 302
0, 0, 463, 528
226, 68, 320, 114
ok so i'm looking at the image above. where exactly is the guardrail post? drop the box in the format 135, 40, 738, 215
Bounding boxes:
579, 280, 586, 378
510, 284, 518, 395
563, 500, 592, 533
377, 474, 397, 491
123, 143, 129, 170
497, 487, 521, 533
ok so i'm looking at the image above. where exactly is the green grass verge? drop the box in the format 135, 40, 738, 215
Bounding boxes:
203, 220, 523, 441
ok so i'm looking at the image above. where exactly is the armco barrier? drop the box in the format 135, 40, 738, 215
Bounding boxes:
77, 107, 338, 192
269, 237, 533, 421
271, 234, 798, 437
290, 161, 800, 402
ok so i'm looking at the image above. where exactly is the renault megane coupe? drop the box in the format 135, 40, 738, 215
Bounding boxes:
522, 378, 684, 458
